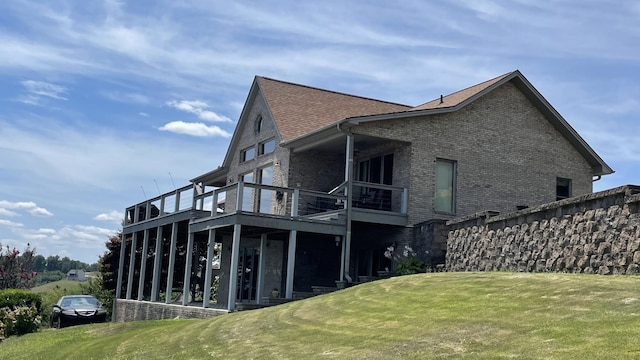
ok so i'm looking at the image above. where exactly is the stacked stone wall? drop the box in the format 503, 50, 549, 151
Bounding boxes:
446, 185, 640, 275
112, 299, 227, 322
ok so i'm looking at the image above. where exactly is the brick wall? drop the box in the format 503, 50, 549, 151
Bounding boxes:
354, 81, 594, 225
446, 185, 640, 274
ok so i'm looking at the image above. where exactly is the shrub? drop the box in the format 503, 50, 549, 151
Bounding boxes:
395, 256, 428, 276
0, 289, 42, 341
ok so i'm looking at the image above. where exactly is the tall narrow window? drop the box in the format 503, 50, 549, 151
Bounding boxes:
241, 172, 254, 211
435, 159, 456, 213
254, 115, 263, 135
556, 177, 572, 200
257, 165, 273, 213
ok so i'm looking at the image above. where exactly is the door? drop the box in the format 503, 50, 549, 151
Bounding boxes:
236, 247, 259, 302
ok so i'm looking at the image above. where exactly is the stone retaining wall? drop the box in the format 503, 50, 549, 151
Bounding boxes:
446, 185, 640, 274
112, 299, 228, 322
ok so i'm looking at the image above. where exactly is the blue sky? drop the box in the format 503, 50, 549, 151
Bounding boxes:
1, 0, 639, 264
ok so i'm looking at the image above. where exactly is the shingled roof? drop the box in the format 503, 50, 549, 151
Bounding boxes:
256, 77, 411, 142
411, 71, 513, 111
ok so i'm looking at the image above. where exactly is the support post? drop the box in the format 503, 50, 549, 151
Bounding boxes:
338, 235, 345, 281
126, 232, 138, 299
137, 229, 150, 301
285, 230, 297, 299
115, 232, 127, 299
227, 224, 242, 311
165, 222, 178, 304
256, 234, 267, 304
150, 226, 163, 302
203, 229, 216, 308
181, 232, 195, 306
343, 132, 354, 282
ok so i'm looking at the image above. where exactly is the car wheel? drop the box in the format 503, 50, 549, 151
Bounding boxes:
55, 317, 62, 329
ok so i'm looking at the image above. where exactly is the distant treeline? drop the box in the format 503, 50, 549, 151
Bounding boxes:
33, 255, 98, 273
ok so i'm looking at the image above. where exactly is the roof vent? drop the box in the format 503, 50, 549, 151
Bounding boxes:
439, 95, 444, 104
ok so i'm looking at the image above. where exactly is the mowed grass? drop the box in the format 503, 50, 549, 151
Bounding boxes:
4, 272, 640, 359
31, 280, 84, 294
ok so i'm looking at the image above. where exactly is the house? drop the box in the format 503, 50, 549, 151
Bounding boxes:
67, 269, 86, 281
115, 70, 612, 316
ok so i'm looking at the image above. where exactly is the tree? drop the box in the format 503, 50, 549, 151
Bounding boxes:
99, 232, 122, 295
0, 244, 37, 290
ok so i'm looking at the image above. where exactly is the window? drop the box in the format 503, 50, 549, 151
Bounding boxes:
556, 177, 572, 200
357, 154, 393, 185
434, 159, 456, 213
240, 172, 254, 211
259, 139, 276, 155
254, 115, 263, 135
241, 147, 256, 162
257, 165, 274, 213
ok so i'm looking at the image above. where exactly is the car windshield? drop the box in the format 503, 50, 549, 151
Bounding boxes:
62, 296, 98, 307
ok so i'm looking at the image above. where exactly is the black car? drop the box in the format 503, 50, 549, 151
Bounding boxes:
50, 295, 107, 328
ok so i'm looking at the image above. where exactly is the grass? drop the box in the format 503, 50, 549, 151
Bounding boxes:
4, 272, 640, 359
31, 280, 85, 294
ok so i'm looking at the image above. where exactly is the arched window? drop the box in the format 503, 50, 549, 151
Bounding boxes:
254, 115, 263, 135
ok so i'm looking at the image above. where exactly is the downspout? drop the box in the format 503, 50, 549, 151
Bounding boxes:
337, 121, 353, 283
592, 175, 602, 182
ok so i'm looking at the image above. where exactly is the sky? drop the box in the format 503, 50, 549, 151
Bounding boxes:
1, 0, 639, 264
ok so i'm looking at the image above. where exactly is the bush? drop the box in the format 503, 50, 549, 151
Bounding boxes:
0, 289, 42, 309
0, 289, 42, 341
395, 256, 428, 276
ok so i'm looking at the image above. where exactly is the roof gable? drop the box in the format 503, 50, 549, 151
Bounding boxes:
256, 77, 411, 142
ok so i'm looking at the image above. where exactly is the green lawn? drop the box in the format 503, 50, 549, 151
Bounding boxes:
4, 272, 640, 359
31, 279, 85, 294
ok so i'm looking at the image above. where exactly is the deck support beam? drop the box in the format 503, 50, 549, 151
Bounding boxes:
126, 232, 138, 299
150, 226, 163, 302
115, 232, 127, 299
203, 229, 216, 308
165, 222, 178, 304
137, 229, 150, 301
181, 232, 195, 306
227, 224, 242, 311
285, 230, 297, 299
256, 234, 267, 304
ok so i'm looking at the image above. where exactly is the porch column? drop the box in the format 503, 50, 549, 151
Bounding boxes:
165, 222, 178, 304
150, 226, 163, 302
227, 224, 242, 311
338, 235, 345, 281
256, 234, 267, 304
137, 229, 150, 301
126, 232, 138, 299
181, 232, 195, 306
343, 132, 354, 282
285, 230, 297, 299
115, 232, 127, 299
203, 229, 216, 308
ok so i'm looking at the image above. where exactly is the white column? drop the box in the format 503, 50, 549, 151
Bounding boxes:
165, 222, 178, 304
338, 236, 345, 281
150, 226, 163, 302
137, 229, 150, 301
285, 230, 297, 299
126, 233, 138, 300
256, 234, 267, 304
115, 232, 127, 299
181, 232, 195, 306
203, 229, 216, 308
344, 132, 354, 282
227, 224, 242, 311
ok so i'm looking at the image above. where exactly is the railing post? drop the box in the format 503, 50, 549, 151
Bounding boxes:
175, 189, 181, 213
236, 181, 244, 213
401, 188, 408, 214
291, 189, 299, 217
213, 191, 219, 216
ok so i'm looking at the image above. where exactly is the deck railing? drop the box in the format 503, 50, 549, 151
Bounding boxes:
125, 181, 407, 226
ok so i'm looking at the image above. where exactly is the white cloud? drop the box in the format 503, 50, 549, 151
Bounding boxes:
0, 209, 18, 217
0, 200, 53, 217
159, 121, 232, 138
30, 207, 54, 217
94, 210, 124, 224
21, 80, 68, 100
0, 219, 24, 228
101, 91, 150, 104
166, 100, 232, 123
139, 112, 149, 117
